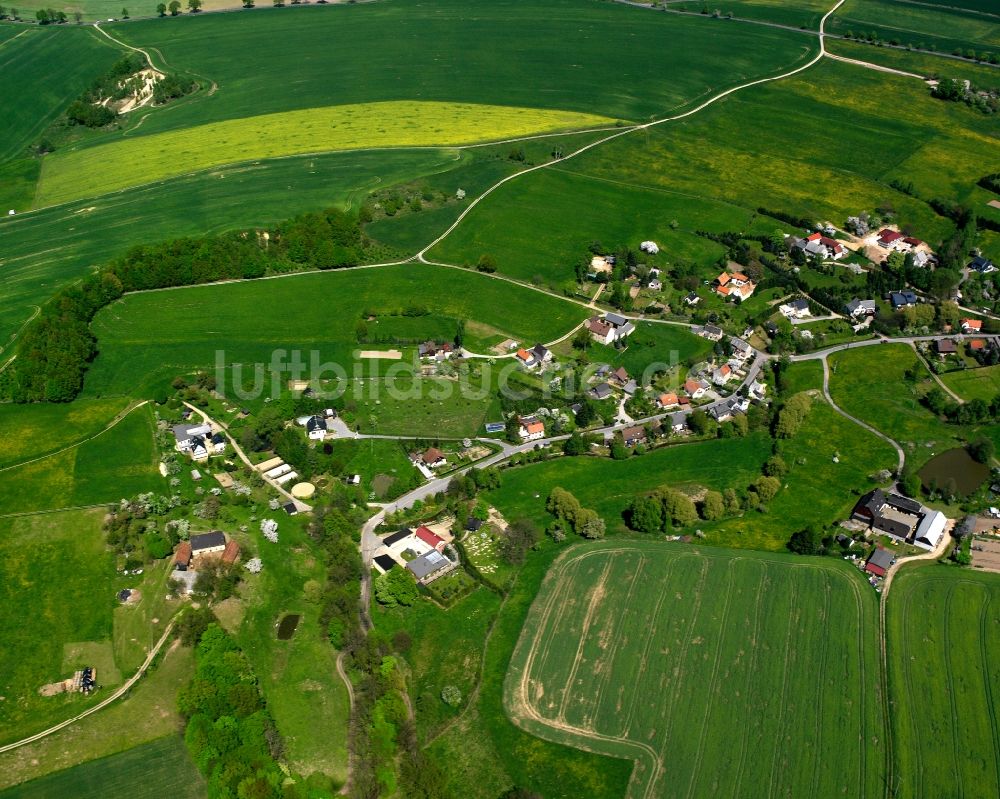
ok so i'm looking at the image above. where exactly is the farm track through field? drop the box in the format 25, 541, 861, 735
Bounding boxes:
943, 585, 965, 799
978, 590, 1000, 791
809, 573, 833, 798
0, 400, 149, 474
730, 564, 769, 791
766, 578, 800, 797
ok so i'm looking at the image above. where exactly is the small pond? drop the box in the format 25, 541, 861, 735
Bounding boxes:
919, 447, 989, 497
276, 613, 301, 640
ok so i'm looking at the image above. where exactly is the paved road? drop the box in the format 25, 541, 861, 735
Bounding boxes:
0, 621, 176, 755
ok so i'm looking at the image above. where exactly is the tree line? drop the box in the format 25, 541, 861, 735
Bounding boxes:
3, 207, 380, 403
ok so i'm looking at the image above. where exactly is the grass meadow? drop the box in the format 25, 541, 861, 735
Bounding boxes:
825, 38, 1000, 85
354, 376, 499, 438
0, 509, 117, 742
111, 0, 812, 134
0, 404, 164, 516
85, 264, 590, 397
0, 397, 129, 468
0, 25, 121, 164
0, 643, 195, 790
828, 0, 999, 56
0, 149, 456, 347
0, 736, 204, 799
939, 365, 1000, 402
325, 439, 419, 501
886, 566, 1000, 799
828, 344, 966, 469
506, 541, 885, 799
37, 102, 613, 207
781, 359, 825, 395
586, 323, 714, 378
673, 0, 833, 27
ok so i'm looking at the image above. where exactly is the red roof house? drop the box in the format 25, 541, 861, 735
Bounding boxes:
414, 525, 446, 551
221, 539, 241, 565
878, 229, 904, 247
174, 541, 192, 571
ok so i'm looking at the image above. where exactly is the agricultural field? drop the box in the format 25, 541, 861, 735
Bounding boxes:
0, 643, 195, 790
85, 264, 590, 397
0, 397, 129, 468
828, 0, 1000, 57
0, 25, 121, 164
506, 541, 885, 799
825, 38, 1000, 85
0, 403, 163, 516
0, 509, 118, 742
0, 735, 205, 799
939, 365, 1000, 402
0, 147, 458, 347
109, 0, 813, 133
828, 344, 965, 468
37, 101, 614, 206
886, 566, 1000, 799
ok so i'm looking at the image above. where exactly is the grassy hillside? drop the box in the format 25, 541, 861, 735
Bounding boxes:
85, 263, 590, 397
939, 365, 1000, 402
886, 566, 1000, 799
507, 541, 884, 799
0, 25, 121, 164
110, 0, 814, 134
36, 101, 613, 206
0, 148, 459, 348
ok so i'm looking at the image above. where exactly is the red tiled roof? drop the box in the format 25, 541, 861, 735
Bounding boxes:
806, 232, 822, 241
904, 237, 922, 246
516, 348, 531, 361
865, 562, 886, 577
962, 319, 982, 331
716, 272, 731, 285
525, 420, 544, 434
175, 541, 192, 566
415, 525, 444, 549
970, 339, 986, 351
878, 229, 903, 243
221, 540, 241, 565
684, 379, 701, 393
659, 392, 678, 407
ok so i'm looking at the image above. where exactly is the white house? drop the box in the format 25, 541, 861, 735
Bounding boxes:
586, 317, 615, 345
306, 415, 327, 440
518, 416, 545, 442
173, 423, 211, 452
729, 337, 753, 363
211, 432, 227, 454
712, 364, 734, 385
779, 298, 811, 320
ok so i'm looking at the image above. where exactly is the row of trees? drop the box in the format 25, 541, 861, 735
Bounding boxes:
6, 206, 377, 403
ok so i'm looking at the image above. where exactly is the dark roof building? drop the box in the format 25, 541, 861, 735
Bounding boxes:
283, 502, 298, 516
406, 550, 452, 582
191, 531, 227, 553
865, 546, 894, 577
374, 554, 397, 572
382, 528, 413, 547
466, 517, 483, 532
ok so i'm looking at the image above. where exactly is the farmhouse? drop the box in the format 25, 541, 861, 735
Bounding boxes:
779, 298, 811, 319
173, 423, 212, 454
851, 490, 946, 550
518, 416, 545, 442
969, 255, 996, 274
791, 233, 845, 260
877, 229, 905, 250
586, 317, 615, 345
864, 546, 893, 577
418, 341, 454, 359
406, 550, 455, 584
698, 324, 724, 342
415, 447, 447, 468
961, 318, 982, 333
414, 525, 446, 552
657, 392, 679, 409
305, 415, 327, 440
714, 270, 756, 302
845, 298, 877, 319
191, 531, 227, 557
889, 290, 917, 310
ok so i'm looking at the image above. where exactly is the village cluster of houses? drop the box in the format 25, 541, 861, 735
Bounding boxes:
372, 524, 458, 584
713, 269, 756, 302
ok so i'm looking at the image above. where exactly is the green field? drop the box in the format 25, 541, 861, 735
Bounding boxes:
586, 322, 714, 377
829, 0, 1000, 56
37, 101, 613, 207
781, 359, 825, 394
353, 375, 499, 438
0, 148, 458, 347
0, 643, 195, 790
828, 344, 965, 468
0, 736, 205, 799
886, 566, 1000, 798
0, 509, 118, 740
826, 38, 1000, 85
506, 541, 885, 799
0, 25, 121, 164
85, 263, 590, 397
325, 438, 419, 501
110, 0, 813, 134
0, 397, 129, 468
0, 403, 164, 516
940, 364, 1000, 402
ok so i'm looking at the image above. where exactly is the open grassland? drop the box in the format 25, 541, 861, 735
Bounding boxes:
887, 566, 1000, 799
829, 0, 1000, 55
0, 735, 205, 799
354, 376, 498, 438
587, 323, 714, 378
85, 264, 590, 397
0, 149, 457, 347
325, 439, 418, 501
0, 643, 194, 790
826, 38, 1000, 85
781, 360, 825, 394
506, 541, 885, 799
0, 404, 163, 515
828, 344, 964, 468
672, 0, 832, 27
112, 0, 813, 134
709, 398, 897, 547
0, 509, 116, 742
232, 511, 349, 782
37, 102, 614, 207
940, 365, 1000, 402
565, 59, 997, 248
429, 167, 737, 290
0, 25, 120, 163
0, 397, 129, 468
487, 434, 771, 530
